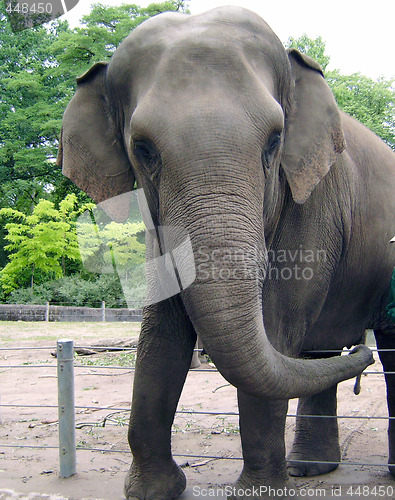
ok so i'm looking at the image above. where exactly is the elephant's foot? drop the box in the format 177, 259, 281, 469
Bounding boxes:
227, 469, 295, 500
287, 442, 340, 477
288, 384, 340, 477
124, 459, 186, 500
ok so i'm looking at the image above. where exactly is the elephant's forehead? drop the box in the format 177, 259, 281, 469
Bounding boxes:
129, 6, 276, 47
107, 6, 285, 110
110, 6, 282, 77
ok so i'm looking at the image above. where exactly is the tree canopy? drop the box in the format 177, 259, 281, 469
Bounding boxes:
0, 194, 91, 293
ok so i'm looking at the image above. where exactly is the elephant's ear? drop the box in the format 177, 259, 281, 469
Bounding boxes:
57, 62, 135, 208
281, 49, 345, 204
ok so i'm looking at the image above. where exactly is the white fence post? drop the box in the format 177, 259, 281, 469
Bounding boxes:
101, 301, 106, 322
57, 339, 76, 478
45, 301, 50, 322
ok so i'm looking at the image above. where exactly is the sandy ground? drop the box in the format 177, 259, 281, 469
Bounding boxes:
0, 322, 395, 499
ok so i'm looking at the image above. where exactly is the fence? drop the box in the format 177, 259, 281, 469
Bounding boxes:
0, 335, 394, 498
0, 303, 142, 322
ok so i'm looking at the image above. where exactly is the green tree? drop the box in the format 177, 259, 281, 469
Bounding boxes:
76, 210, 146, 306
328, 71, 395, 148
0, 194, 93, 293
0, 4, 70, 197
77, 215, 145, 274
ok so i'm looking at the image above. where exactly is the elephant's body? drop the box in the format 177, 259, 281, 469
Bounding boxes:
264, 111, 395, 356
58, 6, 394, 499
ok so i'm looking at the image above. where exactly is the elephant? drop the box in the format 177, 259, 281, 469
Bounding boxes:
56, 6, 395, 499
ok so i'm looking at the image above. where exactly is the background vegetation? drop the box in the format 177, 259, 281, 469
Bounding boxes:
0, 2, 394, 306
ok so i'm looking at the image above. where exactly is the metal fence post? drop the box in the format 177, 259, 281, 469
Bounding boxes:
101, 301, 106, 322
57, 339, 76, 478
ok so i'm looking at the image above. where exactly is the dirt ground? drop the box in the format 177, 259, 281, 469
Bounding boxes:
0, 322, 394, 499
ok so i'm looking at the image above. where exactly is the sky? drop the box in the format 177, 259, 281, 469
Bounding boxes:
62, 0, 395, 80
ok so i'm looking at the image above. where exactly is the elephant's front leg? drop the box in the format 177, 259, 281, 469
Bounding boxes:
125, 298, 196, 500
287, 384, 340, 477
231, 390, 290, 500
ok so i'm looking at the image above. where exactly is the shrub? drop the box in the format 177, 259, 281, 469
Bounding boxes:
6, 274, 129, 308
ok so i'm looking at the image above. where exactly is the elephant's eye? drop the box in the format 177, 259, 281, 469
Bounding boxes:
263, 132, 282, 169
133, 139, 161, 172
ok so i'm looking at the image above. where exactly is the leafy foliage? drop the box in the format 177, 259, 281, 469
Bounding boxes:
0, 4, 69, 194
77, 218, 145, 274
76, 208, 147, 307
6, 274, 127, 307
0, 194, 93, 293
328, 72, 395, 148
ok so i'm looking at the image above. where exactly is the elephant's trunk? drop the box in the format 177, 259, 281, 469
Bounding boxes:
174, 199, 373, 400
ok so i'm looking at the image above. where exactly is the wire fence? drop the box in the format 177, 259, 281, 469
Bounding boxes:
0, 339, 394, 491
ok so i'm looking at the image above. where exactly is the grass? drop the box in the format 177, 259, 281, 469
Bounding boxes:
172, 417, 239, 436
75, 351, 136, 368
213, 416, 239, 435
0, 321, 141, 343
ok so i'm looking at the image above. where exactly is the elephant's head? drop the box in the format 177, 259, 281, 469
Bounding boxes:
57, 7, 373, 398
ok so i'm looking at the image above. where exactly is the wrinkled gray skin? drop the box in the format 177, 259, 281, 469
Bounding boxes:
57, 6, 395, 499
